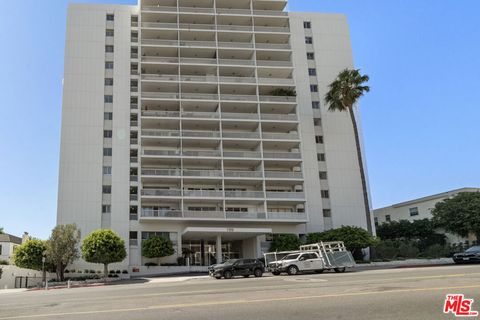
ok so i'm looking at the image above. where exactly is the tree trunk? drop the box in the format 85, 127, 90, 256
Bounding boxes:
349, 107, 373, 234
104, 264, 108, 280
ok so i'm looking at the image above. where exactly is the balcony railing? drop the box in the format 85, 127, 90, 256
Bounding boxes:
267, 212, 307, 221
257, 78, 294, 85
260, 113, 297, 121
225, 191, 264, 198
254, 26, 290, 33
142, 189, 182, 197
256, 60, 293, 67
141, 110, 180, 117
222, 112, 258, 120
142, 149, 181, 156
142, 129, 180, 137
183, 210, 225, 219
141, 169, 181, 176
183, 169, 222, 177
182, 150, 221, 157
182, 130, 221, 138
183, 190, 223, 197
255, 43, 291, 50
223, 151, 262, 158
130, 194, 138, 201
226, 212, 266, 220
264, 171, 303, 179
266, 191, 305, 199
259, 95, 297, 103
262, 132, 299, 140
141, 209, 183, 218
263, 152, 302, 159
181, 111, 219, 118
222, 131, 260, 139
224, 171, 263, 178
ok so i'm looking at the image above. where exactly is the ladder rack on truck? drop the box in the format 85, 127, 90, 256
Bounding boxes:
264, 241, 355, 275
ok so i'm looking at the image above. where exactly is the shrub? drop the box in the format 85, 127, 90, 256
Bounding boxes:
122, 270, 128, 274
373, 240, 398, 260
115, 270, 121, 274
270, 88, 296, 97
269, 234, 302, 252
177, 256, 186, 266
70, 269, 76, 273
424, 244, 449, 258
142, 236, 175, 262
109, 270, 115, 274
145, 262, 158, 267
0, 260, 9, 265
77, 270, 83, 274
89, 270, 95, 274
64, 269, 70, 274
397, 242, 420, 259
84, 269, 89, 274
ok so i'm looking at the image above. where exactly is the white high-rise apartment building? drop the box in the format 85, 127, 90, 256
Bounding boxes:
58, 0, 373, 270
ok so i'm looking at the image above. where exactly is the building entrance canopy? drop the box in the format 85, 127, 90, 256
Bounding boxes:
182, 227, 272, 241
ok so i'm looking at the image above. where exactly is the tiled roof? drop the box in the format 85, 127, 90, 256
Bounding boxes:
0, 233, 22, 244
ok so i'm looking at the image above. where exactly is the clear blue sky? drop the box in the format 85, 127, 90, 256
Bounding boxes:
0, 0, 479, 239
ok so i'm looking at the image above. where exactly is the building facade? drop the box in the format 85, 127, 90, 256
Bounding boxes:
57, 0, 373, 270
373, 187, 480, 244
0, 233, 25, 262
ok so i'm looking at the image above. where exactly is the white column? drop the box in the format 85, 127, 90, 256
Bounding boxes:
216, 235, 222, 263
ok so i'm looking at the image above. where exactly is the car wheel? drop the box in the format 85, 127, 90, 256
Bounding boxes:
334, 267, 346, 273
272, 271, 281, 276
215, 276, 222, 279
224, 270, 233, 279
287, 265, 299, 275
254, 268, 263, 277
314, 269, 324, 274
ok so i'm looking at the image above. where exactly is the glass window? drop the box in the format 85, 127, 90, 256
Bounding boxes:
312, 101, 320, 109
319, 171, 327, 179
103, 148, 112, 156
129, 231, 137, 239
105, 78, 113, 86
102, 205, 111, 213
305, 36, 313, 44
104, 112, 113, 120
321, 190, 329, 198
313, 118, 321, 126
323, 209, 331, 217
102, 185, 111, 194
386, 215, 391, 222
310, 85, 318, 92
308, 68, 316, 76
105, 45, 114, 53
105, 61, 113, 69
317, 153, 325, 161
104, 130, 112, 138
307, 52, 315, 60
106, 29, 114, 37
103, 166, 111, 175
374, 217, 379, 226
303, 21, 311, 29
409, 207, 419, 216
104, 95, 113, 103
106, 14, 114, 21
315, 135, 323, 144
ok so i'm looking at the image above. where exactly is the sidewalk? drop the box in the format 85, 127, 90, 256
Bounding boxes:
355, 258, 453, 269
0, 288, 28, 294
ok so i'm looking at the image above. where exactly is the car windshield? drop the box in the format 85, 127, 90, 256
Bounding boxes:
223, 259, 239, 265
282, 253, 300, 260
465, 246, 480, 253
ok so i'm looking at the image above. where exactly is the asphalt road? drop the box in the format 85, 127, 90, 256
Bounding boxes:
0, 264, 479, 320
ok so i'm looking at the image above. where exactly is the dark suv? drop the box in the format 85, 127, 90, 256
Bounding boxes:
209, 259, 264, 279
453, 246, 480, 264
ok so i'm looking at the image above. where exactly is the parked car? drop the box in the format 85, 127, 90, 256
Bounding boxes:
209, 259, 264, 279
268, 252, 326, 275
453, 246, 480, 264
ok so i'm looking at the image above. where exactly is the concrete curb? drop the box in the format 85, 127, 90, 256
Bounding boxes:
355, 258, 453, 269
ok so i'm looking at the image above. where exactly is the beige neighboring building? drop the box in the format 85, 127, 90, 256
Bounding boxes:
373, 187, 480, 244
0, 234, 22, 262
57, 0, 373, 272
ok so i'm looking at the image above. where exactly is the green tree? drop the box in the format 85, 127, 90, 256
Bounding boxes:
325, 69, 372, 233
0, 228, 3, 234
269, 234, 302, 252
46, 224, 81, 281
81, 229, 126, 278
142, 236, 174, 265
13, 239, 47, 271
307, 226, 378, 259
432, 192, 480, 240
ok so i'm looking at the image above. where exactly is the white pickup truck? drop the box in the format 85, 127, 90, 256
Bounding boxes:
265, 241, 355, 275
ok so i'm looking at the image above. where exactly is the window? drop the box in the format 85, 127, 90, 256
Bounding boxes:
315, 135, 323, 144
104, 95, 113, 103
312, 101, 320, 109
385, 215, 391, 222
310, 85, 318, 92
102, 185, 111, 194
305, 36, 313, 44
374, 217, 379, 226
104, 112, 113, 120
313, 118, 321, 126
0, 245, 2, 255
105, 61, 113, 69
317, 153, 325, 161
323, 209, 331, 217
303, 21, 311, 29
321, 190, 330, 198
105, 78, 113, 86
319, 171, 327, 179
103, 166, 111, 175
104, 130, 113, 138
106, 29, 114, 37
308, 68, 316, 76
103, 148, 112, 156
105, 45, 114, 53
106, 14, 114, 21
409, 207, 419, 216
102, 205, 111, 213
141, 231, 170, 241
307, 52, 315, 60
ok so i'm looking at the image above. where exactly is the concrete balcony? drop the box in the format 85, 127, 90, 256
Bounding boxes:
183, 169, 223, 177
256, 60, 293, 67
226, 212, 266, 220
224, 171, 263, 178
142, 149, 181, 157
262, 132, 299, 140
259, 95, 296, 103
141, 110, 180, 118
183, 190, 223, 198
183, 210, 225, 219
254, 25, 290, 33
140, 209, 183, 219
222, 112, 259, 120
225, 191, 265, 198
266, 191, 305, 199
255, 43, 291, 50
223, 151, 262, 159
257, 78, 294, 85
141, 169, 181, 177
264, 171, 303, 179
182, 130, 221, 138
141, 129, 180, 137
260, 113, 297, 121
263, 152, 302, 159
182, 150, 222, 157
141, 189, 182, 197
267, 212, 308, 221
219, 94, 257, 101
222, 131, 260, 139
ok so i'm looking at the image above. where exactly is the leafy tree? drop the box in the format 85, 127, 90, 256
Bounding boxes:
432, 192, 480, 240
0, 228, 3, 234
142, 236, 174, 265
307, 226, 378, 259
46, 224, 81, 281
81, 229, 126, 278
325, 69, 373, 233
269, 234, 302, 252
13, 239, 47, 271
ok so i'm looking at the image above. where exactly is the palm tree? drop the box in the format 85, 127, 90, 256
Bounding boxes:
325, 68, 373, 233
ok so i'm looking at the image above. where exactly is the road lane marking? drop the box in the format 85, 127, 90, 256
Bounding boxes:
1, 284, 480, 319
